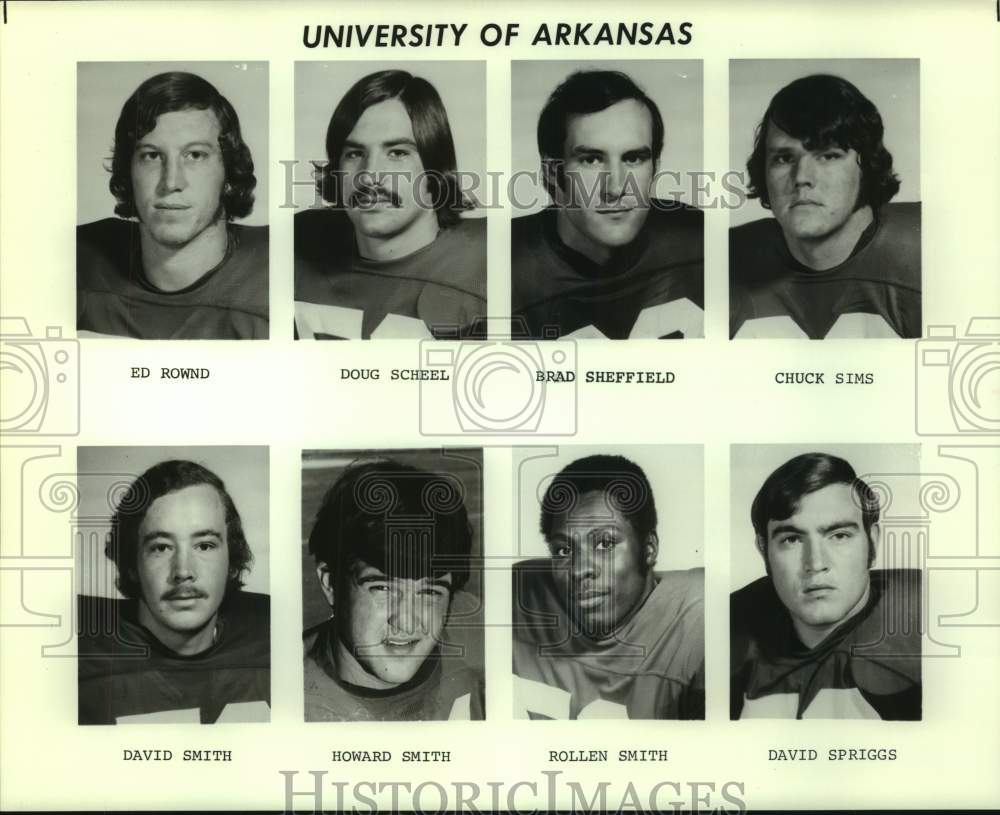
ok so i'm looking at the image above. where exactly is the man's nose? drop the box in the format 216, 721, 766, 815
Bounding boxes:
159, 155, 186, 193
387, 589, 420, 634
603, 161, 628, 199
572, 548, 599, 581
170, 546, 195, 582
802, 537, 829, 574
793, 155, 816, 187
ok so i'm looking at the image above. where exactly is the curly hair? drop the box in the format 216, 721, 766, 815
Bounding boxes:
745, 74, 900, 211
108, 71, 256, 220
106, 459, 254, 600
316, 69, 474, 227
539, 454, 658, 562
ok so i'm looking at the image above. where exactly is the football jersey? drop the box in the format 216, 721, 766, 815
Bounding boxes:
77, 592, 271, 724
77, 218, 269, 339
294, 209, 486, 339
730, 570, 922, 720
303, 619, 485, 721
510, 202, 704, 339
512, 560, 705, 719
729, 202, 921, 339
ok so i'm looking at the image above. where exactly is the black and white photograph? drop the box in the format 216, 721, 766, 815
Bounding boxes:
730, 444, 922, 720
300, 448, 485, 720
75, 446, 270, 724
76, 62, 269, 340
510, 60, 704, 340
512, 446, 704, 719
729, 59, 921, 339
293, 61, 487, 340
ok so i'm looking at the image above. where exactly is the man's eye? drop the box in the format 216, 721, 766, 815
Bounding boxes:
418, 588, 446, 599
341, 149, 363, 162
776, 535, 800, 547
830, 531, 853, 541
146, 542, 170, 554
577, 155, 602, 166
368, 583, 391, 593
770, 154, 792, 166
186, 150, 209, 161
623, 154, 649, 166
552, 545, 572, 558
594, 536, 617, 551
387, 148, 411, 159
819, 151, 844, 161
194, 540, 218, 551
137, 151, 161, 162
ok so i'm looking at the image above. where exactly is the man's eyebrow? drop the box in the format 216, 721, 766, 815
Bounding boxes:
342, 137, 419, 150
141, 530, 176, 544
769, 520, 861, 538
768, 522, 804, 538
428, 577, 453, 590
569, 145, 607, 156
818, 520, 860, 535
133, 140, 217, 151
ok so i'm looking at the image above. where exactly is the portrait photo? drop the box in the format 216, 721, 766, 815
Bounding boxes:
729, 59, 921, 339
294, 61, 487, 340
512, 445, 704, 719
730, 444, 922, 719
76, 62, 269, 340
300, 448, 484, 721
75, 445, 270, 724
510, 60, 704, 340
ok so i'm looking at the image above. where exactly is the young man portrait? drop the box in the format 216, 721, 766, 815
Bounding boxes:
730, 450, 922, 719
511, 64, 704, 339
513, 451, 705, 719
294, 64, 486, 339
730, 63, 921, 338
77, 450, 270, 724
76, 65, 269, 339
302, 452, 484, 720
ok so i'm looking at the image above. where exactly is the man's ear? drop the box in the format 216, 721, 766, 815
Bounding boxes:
755, 534, 767, 559
644, 532, 659, 568
541, 157, 566, 204
316, 562, 335, 608
868, 523, 881, 567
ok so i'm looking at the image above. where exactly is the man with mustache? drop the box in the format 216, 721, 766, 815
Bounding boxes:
295, 69, 486, 339
303, 458, 484, 720
730, 453, 921, 719
730, 73, 921, 338
512, 454, 704, 719
77, 71, 268, 339
77, 459, 270, 724
511, 69, 704, 339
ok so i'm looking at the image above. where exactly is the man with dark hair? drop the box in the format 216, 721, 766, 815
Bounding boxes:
295, 70, 486, 339
511, 69, 704, 339
730, 452, 921, 719
77, 459, 270, 724
513, 454, 704, 719
77, 71, 268, 339
730, 74, 921, 338
303, 459, 485, 720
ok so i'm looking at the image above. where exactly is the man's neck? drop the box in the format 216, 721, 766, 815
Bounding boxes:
355, 217, 440, 262
137, 603, 218, 656
555, 209, 611, 265
785, 205, 874, 271
793, 580, 871, 650
139, 220, 229, 292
